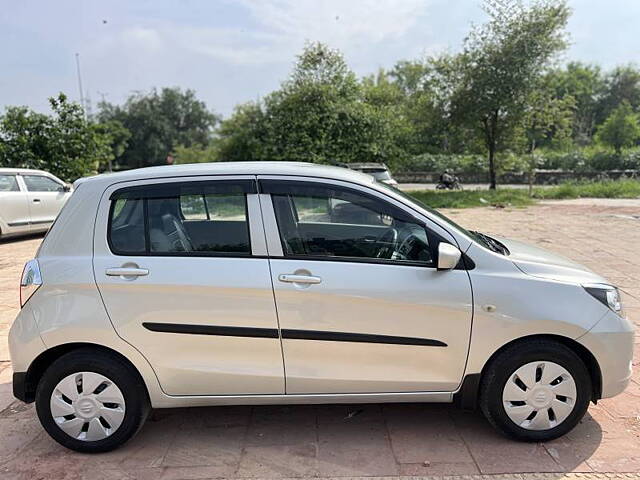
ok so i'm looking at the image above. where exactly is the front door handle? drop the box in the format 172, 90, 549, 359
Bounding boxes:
33, 198, 41, 203
106, 267, 149, 277
278, 274, 322, 284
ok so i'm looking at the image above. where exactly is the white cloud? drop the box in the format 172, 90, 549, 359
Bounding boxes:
145, 0, 431, 66
239, 0, 429, 44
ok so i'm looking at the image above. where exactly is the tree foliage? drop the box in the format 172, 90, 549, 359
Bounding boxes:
448, 0, 570, 188
0, 93, 112, 181
215, 42, 405, 166
596, 102, 640, 154
97, 87, 218, 169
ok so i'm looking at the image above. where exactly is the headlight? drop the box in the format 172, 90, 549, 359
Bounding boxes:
583, 283, 624, 317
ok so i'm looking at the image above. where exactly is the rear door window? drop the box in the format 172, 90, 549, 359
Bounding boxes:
108, 180, 254, 256
0, 175, 19, 192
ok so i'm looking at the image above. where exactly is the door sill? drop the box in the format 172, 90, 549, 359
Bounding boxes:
153, 391, 454, 408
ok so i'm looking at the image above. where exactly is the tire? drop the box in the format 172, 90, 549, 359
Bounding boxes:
35, 348, 150, 453
480, 339, 591, 442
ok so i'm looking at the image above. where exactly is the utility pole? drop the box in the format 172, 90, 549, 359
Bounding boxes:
75, 53, 86, 118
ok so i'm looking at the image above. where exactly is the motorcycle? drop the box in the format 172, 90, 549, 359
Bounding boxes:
436, 174, 463, 190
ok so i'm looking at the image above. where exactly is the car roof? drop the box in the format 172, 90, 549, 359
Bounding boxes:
75, 162, 376, 189
0, 167, 56, 175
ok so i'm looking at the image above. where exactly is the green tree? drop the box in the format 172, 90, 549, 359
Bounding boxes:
93, 119, 131, 171
596, 102, 640, 154
0, 93, 111, 181
519, 85, 574, 193
215, 42, 405, 167
97, 87, 218, 169
449, 0, 570, 189
545, 63, 605, 145
598, 65, 640, 123
215, 102, 270, 162
172, 143, 219, 164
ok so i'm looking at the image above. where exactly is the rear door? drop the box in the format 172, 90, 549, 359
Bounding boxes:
21, 174, 68, 228
93, 176, 285, 396
259, 177, 473, 394
0, 174, 30, 233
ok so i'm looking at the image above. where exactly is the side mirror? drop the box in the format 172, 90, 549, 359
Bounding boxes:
60, 184, 71, 192
437, 243, 462, 270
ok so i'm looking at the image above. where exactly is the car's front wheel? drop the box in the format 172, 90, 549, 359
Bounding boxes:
480, 339, 592, 442
35, 348, 149, 452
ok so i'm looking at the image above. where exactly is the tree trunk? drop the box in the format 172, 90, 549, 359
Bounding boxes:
484, 111, 499, 190
488, 145, 496, 190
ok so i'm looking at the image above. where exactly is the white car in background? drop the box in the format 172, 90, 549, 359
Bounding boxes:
0, 168, 72, 239
341, 163, 399, 187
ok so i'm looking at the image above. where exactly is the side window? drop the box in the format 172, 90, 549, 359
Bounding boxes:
180, 195, 208, 220
22, 175, 62, 192
108, 180, 253, 256
269, 182, 433, 265
109, 198, 146, 254
0, 175, 19, 192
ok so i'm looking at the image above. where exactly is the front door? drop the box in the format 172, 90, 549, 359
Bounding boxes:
259, 178, 473, 394
93, 176, 285, 396
21, 174, 68, 229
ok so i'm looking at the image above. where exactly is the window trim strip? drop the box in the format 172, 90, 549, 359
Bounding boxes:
142, 322, 279, 338
142, 322, 447, 347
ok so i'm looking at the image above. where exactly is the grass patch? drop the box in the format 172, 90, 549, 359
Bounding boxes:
407, 179, 640, 209
408, 189, 534, 209
532, 179, 640, 200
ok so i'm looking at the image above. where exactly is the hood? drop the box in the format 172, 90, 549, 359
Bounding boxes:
495, 236, 609, 285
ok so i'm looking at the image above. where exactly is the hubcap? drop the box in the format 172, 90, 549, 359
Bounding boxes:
50, 372, 126, 441
502, 361, 577, 430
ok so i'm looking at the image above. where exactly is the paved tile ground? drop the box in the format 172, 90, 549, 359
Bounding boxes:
0, 202, 638, 480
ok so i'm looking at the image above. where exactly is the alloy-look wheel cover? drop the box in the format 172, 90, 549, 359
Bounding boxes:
50, 372, 126, 441
502, 361, 577, 430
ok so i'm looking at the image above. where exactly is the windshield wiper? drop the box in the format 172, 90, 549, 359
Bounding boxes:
470, 231, 509, 255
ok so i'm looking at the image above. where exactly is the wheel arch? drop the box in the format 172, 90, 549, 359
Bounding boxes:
455, 334, 602, 410
20, 342, 150, 404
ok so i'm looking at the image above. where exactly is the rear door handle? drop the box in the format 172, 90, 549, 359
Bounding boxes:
105, 267, 149, 277
278, 274, 322, 284
33, 199, 41, 203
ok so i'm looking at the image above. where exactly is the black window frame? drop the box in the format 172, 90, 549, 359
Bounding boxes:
107, 179, 257, 258
259, 179, 440, 268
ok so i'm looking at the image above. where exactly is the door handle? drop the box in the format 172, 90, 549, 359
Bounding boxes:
278, 274, 322, 284
33, 199, 41, 203
105, 267, 149, 277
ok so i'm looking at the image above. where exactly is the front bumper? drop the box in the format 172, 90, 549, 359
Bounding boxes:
578, 310, 635, 399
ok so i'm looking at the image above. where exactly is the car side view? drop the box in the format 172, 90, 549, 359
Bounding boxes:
9, 162, 633, 452
0, 168, 72, 239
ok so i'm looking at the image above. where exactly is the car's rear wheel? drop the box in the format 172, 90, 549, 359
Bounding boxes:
480, 339, 591, 441
35, 348, 149, 452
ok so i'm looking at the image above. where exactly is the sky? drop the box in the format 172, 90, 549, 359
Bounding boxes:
1, 0, 639, 117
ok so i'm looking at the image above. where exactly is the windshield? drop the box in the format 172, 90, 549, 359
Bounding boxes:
374, 182, 501, 251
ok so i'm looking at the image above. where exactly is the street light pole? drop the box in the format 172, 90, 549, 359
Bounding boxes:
75, 53, 86, 118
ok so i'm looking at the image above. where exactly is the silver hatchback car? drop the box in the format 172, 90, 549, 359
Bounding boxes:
10, 162, 633, 452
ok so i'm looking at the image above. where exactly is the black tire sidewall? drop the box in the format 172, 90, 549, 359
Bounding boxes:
36, 350, 148, 453
482, 342, 591, 442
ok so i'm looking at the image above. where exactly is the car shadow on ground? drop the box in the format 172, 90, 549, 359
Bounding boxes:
0, 232, 46, 244
0, 391, 605, 476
